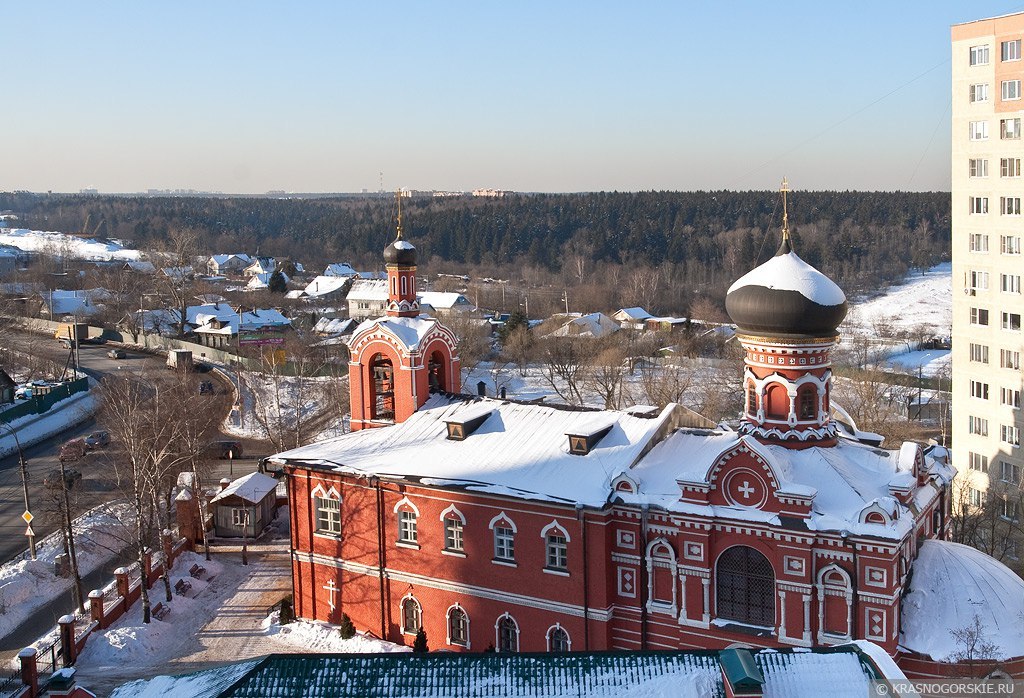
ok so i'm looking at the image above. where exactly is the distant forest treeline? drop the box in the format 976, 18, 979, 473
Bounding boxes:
1, 190, 950, 306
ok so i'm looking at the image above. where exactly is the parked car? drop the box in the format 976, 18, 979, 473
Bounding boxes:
207, 440, 243, 460
44, 468, 82, 490
84, 431, 110, 449
107, 348, 126, 359
59, 439, 87, 462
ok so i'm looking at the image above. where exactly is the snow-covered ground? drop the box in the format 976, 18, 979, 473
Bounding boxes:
224, 371, 347, 443
0, 390, 97, 459
261, 612, 410, 654
0, 503, 133, 639
844, 262, 952, 339
0, 228, 143, 262
883, 349, 951, 379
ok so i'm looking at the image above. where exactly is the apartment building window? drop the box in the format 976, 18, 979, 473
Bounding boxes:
1001, 424, 1021, 446
1000, 498, 1020, 522
1002, 235, 1022, 254
971, 121, 989, 140
1002, 461, 1022, 485
1002, 118, 1021, 139
1002, 387, 1021, 408
971, 307, 990, 326
1003, 80, 1022, 100
969, 158, 989, 177
969, 488, 984, 509
970, 343, 989, 363
970, 415, 989, 436
971, 83, 990, 102
1002, 312, 1022, 331
1003, 158, 1022, 177
970, 196, 989, 214
969, 451, 989, 472
971, 45, 990, 65
1001, 274, 1021, 293
1002, 197, 1022, 215
1001, 348, 1020, 370
1004, 39, 1023, 61
970, 233, 989, 252
971, 380, 990, 400
969, 270, 989, 292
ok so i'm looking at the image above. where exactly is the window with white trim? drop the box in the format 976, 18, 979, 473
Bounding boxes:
970, 343, 989, 363
1002, 197, 1021, 215
970, 233, 989, 252
969, 158, 989, 177
494, 526, 515, 562
969, 415, 989, 436
1003, 80, 1021, 101
1002, 387, 1021, 408
1002, 424, 1021, 447
548, 625, 570, 652
971, 83, 990, 102
1000, 498, 1020, 522
971, 380, 990, 400
315, 496, 341, 535
444, 516, 464, 552
546, 532, 568, 570
970, 307, 990, 326
1001, 312, 1021, 331
447, 606, 469, 647
1002, 117, 1022, 139
1001, 461, 1022, 485
969, 270, 989, 292
1001, 349, 1020, 370
400, 596, 421, 634
971, 45, 990, 65
971, 121, 989, 140
231, 508, 246, 527
497, 614, 519, 652
969, 487, 984, 509
1002, 235, 1021, 254
968, 451, 988, 472
1002, 39, 1021, 61
1001, 274, 1021, 293
398, 510, 418, 544
970, 196, 989, 214
1003, 158, 1022, 177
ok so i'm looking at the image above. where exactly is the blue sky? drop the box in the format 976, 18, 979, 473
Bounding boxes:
3, 2, 1019, 194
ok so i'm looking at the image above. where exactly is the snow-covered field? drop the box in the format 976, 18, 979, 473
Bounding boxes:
0, 228, 143, 262
844, 262, 952, 339
0, 503, 133, 638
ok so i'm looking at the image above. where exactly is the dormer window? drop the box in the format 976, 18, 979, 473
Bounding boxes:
444, 404, 495, 441
566, 419, 616, 456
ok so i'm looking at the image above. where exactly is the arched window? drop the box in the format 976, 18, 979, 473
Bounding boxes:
496, 614, 519, 652
401, 596, 421, 635
440, 505, 466, 553
490, 513, 516, 562
765, 384, 789, 420
428, 350, 447, 392
370, 354, 395, 421
447, 605, 469, 648
817, 566, 852, 639
401, 275, 407, 296
648, 540, 676, 609
547, 624, 570, 652
798, 387, 817, 420
715, 546, 775, 627
746, 382, 758, 415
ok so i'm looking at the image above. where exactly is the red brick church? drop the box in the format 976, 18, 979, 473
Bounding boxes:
272, 196, 1024, 678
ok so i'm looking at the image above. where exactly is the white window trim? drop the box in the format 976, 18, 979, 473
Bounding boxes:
540, 520, 571, 543
393, 496, 420, 516
487, 511, 517, 533
546, 623, 572, 652
309, 483, 341, 501
445, 603, 471, 649
494, 612, 520, 652
399, 594, 422, 635
439, 504, 466, 525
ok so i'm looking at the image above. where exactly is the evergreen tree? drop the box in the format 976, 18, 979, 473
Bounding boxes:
413, 628, 429, 653
268, 270, 288, 294
497, 310, 530, 342
338, 612, 356, 639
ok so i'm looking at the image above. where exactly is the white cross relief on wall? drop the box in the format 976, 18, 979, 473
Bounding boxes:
324, 579, 339, 611
738, 481, 756, 499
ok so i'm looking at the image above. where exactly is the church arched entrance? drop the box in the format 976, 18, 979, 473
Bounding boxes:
715, 546, 775, 627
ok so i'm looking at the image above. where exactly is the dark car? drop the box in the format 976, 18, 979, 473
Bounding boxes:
59, 439, 87, 462
84, 431, 110, 449
44, 468, 82, 490
107, 348, 126, 359
207, 440, 243, 459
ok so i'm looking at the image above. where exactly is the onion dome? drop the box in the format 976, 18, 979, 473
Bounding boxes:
726, 235, 848, 338
383, 237, 417, 266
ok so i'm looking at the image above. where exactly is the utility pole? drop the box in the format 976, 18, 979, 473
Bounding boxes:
1, 423, 36, 559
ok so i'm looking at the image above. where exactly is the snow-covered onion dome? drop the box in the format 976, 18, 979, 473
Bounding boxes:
383, 237, 417, 266
725, 235, 848, 338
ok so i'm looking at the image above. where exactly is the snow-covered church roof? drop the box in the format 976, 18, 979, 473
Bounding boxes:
900, 540, 1024, 662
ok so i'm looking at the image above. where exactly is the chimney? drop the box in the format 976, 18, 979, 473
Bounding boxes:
219, 478, 231, 491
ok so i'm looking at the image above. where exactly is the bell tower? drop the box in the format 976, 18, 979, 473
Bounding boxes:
725, 180, 849, 448
347, 193, 461, 431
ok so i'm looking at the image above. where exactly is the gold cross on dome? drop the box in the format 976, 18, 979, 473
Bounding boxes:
780, 177, 790, 242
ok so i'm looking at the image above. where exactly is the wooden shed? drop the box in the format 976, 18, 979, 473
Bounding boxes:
209, 472, 279, 538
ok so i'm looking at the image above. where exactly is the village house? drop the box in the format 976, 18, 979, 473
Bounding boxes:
611, 307, 654, 331
546, 311, 620, 338
209, 472, 280, 539
207, 254, 252, 276
269, 209, 1024, 679
346, 278, 389, 319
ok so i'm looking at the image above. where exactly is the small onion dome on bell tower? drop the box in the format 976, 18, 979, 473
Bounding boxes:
725, 183, 847, 339
384, 237, 417, 266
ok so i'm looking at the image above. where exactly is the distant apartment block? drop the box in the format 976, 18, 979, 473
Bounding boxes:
952, 13, 1024, 568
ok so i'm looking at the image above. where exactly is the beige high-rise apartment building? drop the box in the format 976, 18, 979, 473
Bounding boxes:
952, 14, 1024, 570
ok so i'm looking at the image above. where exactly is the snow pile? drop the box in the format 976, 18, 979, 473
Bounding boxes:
844, 262, 951, 338
0, 228, 143, 262
901, 540, 1024, 661
110, 660, 260, 698
0, 502, 133, 638
262, 613, 410, 654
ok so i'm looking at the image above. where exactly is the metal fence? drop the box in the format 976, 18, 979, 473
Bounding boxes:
0, 377, 89, 424
0, 667, 22, 697
35, 638, 59, 678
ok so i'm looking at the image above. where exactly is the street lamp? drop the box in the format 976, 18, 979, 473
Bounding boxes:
0, 421, 36, 560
